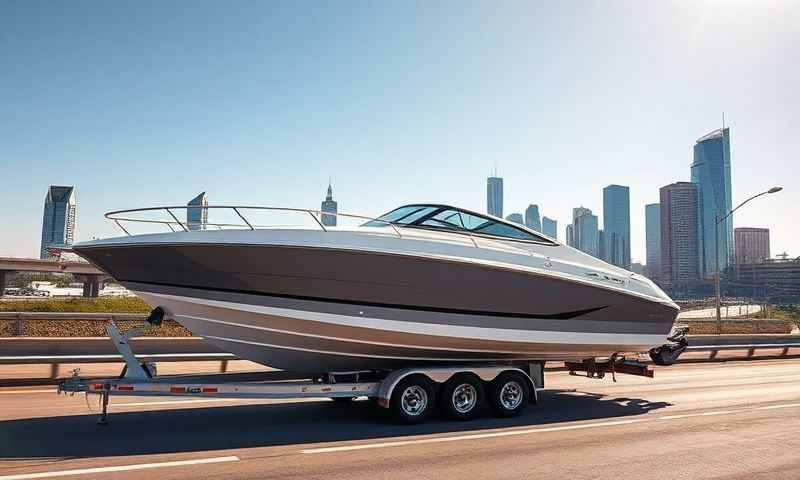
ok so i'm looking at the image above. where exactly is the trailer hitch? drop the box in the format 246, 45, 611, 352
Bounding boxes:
566, 354, 654, 381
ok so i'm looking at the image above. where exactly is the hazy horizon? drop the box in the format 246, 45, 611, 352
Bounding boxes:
2, 1, 798, 261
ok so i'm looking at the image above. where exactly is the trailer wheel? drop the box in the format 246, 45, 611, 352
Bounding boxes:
440, 373, 484, 421
390, 375, 436, 424
489, 371, 529, 417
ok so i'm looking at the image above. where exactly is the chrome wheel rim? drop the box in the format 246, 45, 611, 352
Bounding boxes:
452, 383, 478, 413
401, 385, 428, 416
500, 381, 523, 410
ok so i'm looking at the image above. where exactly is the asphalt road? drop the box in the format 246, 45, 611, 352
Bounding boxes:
2, 359, 800, 479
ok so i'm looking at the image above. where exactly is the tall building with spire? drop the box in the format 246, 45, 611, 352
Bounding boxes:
692, 126, 733, 278
321, 181, 338, 227
40, 186, 76, 259
487, 176, 503, 218
187, 192, 208, 231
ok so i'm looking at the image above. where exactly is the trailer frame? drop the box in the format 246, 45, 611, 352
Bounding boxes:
58, 321, 547, 424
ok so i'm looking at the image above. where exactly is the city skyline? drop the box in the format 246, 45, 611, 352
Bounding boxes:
2, 2, 798, 260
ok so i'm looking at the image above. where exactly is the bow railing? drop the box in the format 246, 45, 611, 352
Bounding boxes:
105, 205, 405, 238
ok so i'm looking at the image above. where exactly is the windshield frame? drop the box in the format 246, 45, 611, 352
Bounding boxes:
365, 204, 559, 246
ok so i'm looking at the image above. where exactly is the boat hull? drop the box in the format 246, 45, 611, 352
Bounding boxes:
76, 241, 678, 372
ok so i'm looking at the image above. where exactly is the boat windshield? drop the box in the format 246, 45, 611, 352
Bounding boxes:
363, 205, 553, 243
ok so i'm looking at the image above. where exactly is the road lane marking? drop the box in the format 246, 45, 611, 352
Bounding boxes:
753, 402, 800, 411
0, 390, 56, 395
658, 410, 741, 420
301, 419, 645, 453
302, 402, 800, 454
0, 456, 240, 480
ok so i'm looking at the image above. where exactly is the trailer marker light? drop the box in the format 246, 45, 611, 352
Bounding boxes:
201, 387, 218, 393
170, 387, 186, 394
117, 385, 134, 391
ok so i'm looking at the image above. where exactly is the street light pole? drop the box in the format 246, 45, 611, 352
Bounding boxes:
714, 186, 783, 333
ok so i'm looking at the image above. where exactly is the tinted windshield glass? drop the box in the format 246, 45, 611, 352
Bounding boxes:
364, 205, 551, 243
362, 206, 428, 227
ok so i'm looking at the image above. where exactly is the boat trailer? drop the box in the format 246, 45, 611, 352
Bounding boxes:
58, 312, 684, 424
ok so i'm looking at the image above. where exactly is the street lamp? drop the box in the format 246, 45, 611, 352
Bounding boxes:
715, 186, 783, 330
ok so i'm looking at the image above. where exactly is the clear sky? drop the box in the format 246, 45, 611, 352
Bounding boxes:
1, 1, 798, 261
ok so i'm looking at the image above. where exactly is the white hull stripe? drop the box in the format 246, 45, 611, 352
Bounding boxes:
142, 292, 666, 347
204, 334, 556, 362
177, 313, 562, 355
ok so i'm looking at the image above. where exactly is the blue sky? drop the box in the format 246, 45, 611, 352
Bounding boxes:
1, 1, 798, 261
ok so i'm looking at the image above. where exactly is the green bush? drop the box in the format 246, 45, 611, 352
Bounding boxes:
0, 297, 152, 313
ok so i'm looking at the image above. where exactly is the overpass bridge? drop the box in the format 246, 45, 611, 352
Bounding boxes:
0, 257, 109, 297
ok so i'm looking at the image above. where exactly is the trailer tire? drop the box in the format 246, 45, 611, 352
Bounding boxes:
489, 371, 529, 417
440, 373, 484, 421
390, 374, 436, 424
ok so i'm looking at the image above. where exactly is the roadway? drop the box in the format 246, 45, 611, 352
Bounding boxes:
1, 359, 799, 479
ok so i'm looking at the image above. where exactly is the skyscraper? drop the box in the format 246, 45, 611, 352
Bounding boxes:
487, 176, 503, 218
692, 127, 733, 278
598, 230, 606, 261
187, 192, 208, 231
40, 186, 77, 259
660, 182, 700, 288
524, 204, 541, 232
573, 207, 599, 257
542, 216, 557, 239
602, 185, 631, 268
505, 213, 523, 225
566, 224, 574, 247
645, 203, 661, 279
734, 228, 770, 265
321, 181, 338, 227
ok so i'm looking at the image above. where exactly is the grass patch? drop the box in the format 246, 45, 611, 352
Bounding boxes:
750, 304, 800, 330
0, 297, 151, 313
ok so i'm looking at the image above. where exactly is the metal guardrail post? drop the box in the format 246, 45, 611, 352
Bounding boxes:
14, 313, 22, 336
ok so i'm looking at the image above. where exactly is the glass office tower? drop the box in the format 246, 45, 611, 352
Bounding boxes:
524, 204, 541, 232
645, 203, 661, 279
691, 127, 733, 277
187, 192, 208, 231
602, 184, 631, 269
660, 182, 700, 288
542, 216, 557, 239
487, 177, 503, 218
40, 186, 77, 259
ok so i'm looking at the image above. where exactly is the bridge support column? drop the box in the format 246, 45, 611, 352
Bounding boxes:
82, 274, 100, 298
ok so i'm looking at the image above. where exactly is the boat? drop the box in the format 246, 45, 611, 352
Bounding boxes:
72, 204, 680, 373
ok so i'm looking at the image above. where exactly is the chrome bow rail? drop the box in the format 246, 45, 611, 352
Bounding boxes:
105, 205, 405, 237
